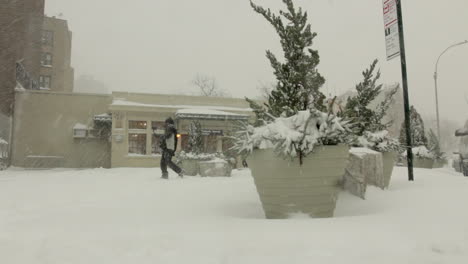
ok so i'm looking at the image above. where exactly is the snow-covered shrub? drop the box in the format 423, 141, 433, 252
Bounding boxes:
232, 109, 350, 163
402, 146, 434, 159
358, 130, 402, 153
175, 151, 229, 163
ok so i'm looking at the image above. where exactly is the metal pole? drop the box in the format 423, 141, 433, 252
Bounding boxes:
396, 0, 414, 181
433, 40, 468, 140
433, 72, 441, 140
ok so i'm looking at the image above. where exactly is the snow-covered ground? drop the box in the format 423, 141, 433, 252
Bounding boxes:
0, 166, 467, 263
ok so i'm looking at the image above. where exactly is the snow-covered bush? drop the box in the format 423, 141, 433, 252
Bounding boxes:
402, 146, 434, 159
175, 151, 223, 163
232, 109, 350, 164
358, 130, 402, 153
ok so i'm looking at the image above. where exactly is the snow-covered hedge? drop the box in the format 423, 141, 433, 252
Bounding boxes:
175, 151, 222, 162
357, 130, 402, 153
402, 146, 435, 159
232, 109, 350, 159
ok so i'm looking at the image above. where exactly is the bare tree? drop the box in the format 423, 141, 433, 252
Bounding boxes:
191, 74, 229, 97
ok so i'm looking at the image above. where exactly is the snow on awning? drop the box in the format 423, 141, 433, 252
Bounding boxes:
73, 123, 88, 130
93, 113, 112, 122
175, 109, 249, 121
110, 100, 252, 113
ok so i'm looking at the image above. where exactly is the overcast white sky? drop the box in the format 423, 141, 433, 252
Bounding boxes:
45, 0, 468, 124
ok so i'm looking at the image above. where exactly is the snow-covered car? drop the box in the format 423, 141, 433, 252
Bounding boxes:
455, 121, 468, 176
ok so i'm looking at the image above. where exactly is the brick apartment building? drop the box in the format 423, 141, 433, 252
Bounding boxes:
40, 16, 74, 92
0, 0, 45, 166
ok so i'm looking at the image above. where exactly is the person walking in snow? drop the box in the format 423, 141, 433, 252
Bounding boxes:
159, 117, 183, 179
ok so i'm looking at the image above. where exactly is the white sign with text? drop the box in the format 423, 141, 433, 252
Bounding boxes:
383, 0, 400, 60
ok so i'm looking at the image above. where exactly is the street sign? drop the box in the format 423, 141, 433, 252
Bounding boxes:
383, 0, 400, 60
201, 129, 223, 136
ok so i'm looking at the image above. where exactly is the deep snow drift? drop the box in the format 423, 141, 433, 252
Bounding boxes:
0, 166, 467, 263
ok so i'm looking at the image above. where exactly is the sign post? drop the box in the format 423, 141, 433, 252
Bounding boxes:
382, 0, 414, 181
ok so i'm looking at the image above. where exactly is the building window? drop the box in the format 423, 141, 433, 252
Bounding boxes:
128, 133, 146, 155
129, 121, 147, 130
41, 30, 54, 46
151, 121, 165, 131
152, 134, 162, 155
39, 75, 51, 89
180, 134, 189, 152
41, 53, 53, 66
203, 135, 218, 153
150, 121, 166, 155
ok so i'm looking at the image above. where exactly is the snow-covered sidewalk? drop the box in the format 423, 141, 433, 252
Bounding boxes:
0, 167, 467, 263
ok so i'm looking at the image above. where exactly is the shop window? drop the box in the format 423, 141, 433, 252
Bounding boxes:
151, 121, 165, 131
203, 135, 218, 153
128, 133, 146, 154
180, 134, 189, 152
152, 134, 162, 155
129, 121, 147, 130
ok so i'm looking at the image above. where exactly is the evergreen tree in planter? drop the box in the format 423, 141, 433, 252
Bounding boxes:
428, 129, 446, 168
177, 121, 232, 176
249, 0, 326, 116
399, 106, 434, 168
399, 106, 428, 147
234, 0, 352, 219
341, 60, 401, 188
176, 121, 205, 176
188, 121, 203, 154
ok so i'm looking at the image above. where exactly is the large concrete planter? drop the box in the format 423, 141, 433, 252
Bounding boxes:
432, 159, 446, 169
413, 158, 435, 169
402, 157, 435, 169
343, 148, 382, 199
179, 159, 199, 176
199, 159, 232, 177
382, 151, 397, 189
248, 145, 349, 219
453, 156, 462, 172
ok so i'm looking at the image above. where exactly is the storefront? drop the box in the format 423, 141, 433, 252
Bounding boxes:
109, 92, 252, 168
12, 90, 253, 169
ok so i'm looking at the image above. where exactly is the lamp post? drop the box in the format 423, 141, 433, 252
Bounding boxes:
433, 40, 468, 139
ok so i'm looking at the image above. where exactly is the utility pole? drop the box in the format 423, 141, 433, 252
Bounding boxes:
395, 0, 414, 181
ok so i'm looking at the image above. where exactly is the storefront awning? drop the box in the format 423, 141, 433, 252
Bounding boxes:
175, 109, 249, 121
93, 113, 112, 122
